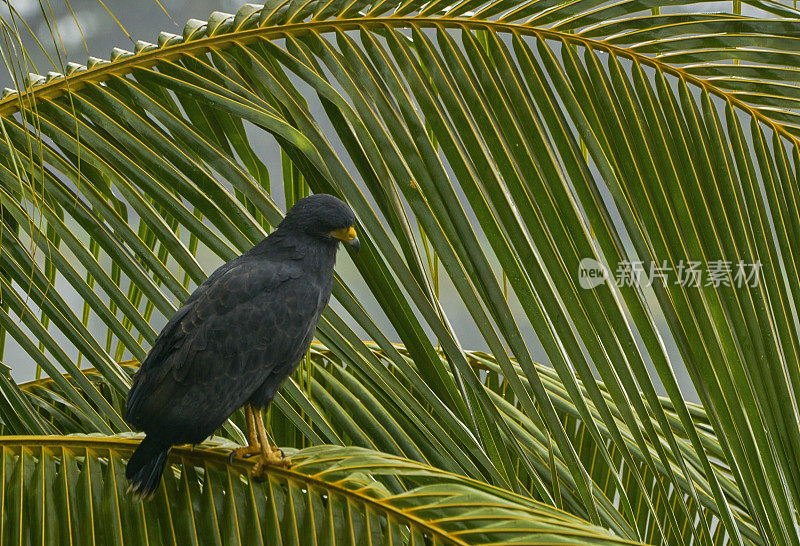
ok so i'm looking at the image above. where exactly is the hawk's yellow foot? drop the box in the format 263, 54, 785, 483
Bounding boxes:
252, 449, 291, 481
229, 444, 261, 461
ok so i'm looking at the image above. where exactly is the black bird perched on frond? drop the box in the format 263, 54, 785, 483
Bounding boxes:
125, 194, 359, 499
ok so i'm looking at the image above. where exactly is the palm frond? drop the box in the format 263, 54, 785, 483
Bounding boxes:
0, 437, 629, 545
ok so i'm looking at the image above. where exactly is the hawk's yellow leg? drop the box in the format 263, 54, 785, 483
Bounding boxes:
252, 408, 290, 480
230, 404, 260, 460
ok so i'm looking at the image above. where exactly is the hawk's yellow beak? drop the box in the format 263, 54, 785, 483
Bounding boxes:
329, 226, 360, 252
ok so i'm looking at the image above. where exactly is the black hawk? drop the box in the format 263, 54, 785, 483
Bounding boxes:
125, 194, 359, 498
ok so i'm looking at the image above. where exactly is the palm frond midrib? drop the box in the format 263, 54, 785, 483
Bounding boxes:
1, 10, 796, 148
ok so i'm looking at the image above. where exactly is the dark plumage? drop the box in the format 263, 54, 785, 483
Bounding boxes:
125, 194, 358, 498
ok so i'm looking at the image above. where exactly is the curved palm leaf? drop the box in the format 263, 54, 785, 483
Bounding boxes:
0, 438, 629, 545
1, 1, 800, 544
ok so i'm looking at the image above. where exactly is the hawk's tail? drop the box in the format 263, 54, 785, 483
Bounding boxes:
126, 435, 169, 501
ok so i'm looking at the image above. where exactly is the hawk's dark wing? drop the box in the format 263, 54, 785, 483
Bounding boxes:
125, 256, 323, 444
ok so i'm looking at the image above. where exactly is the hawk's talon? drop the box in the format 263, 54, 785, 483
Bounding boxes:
229, 444, 261, 463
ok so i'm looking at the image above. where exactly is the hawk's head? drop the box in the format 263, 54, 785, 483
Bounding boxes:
279, 194, 359, 252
